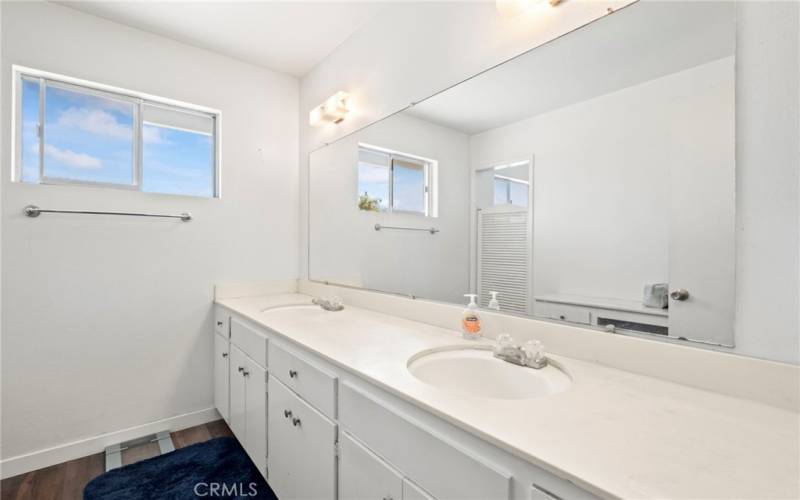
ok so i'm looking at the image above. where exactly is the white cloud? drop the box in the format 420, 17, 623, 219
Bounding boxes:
142, 125, 168, 145
358, 164, 389, 183
57, 107, 131, 140
44, 144, 102, 169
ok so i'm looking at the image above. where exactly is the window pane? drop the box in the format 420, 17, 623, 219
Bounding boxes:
20, 77, 40, 182
509, 181, 529, 207
494, 178, 509, 205
142, 105, 215, 197
43, 84, 134, 184
358, 148, 389, 212
392, 159, 425, 214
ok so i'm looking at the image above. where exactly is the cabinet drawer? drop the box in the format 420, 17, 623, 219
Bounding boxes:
269, 342, 337, 419
545, 304, 591, 325
340, 382, 510, 500
231, 317, 267, 367
215, 308, 229, 336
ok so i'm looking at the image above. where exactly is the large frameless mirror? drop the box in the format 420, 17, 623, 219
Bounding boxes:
309, 0, 737, 347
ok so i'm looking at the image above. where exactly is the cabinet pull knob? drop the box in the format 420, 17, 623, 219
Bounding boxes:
222, 352, 228, 358
217, 321, 223, 326
292, 417, 301, 427
289, 370, 298, 378
283, 410, 292, 419
242, 370, 250, 377
670, 288, 690, 301
238, 366, 244, 372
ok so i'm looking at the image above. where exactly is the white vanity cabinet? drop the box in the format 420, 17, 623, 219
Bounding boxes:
268, 374, 337, 500
217, 310, 268, 478
213, 330, 230, 423
228, 344, 267, 476
339, 431, 403, 500
403, 479, 435, 500
228, 344, 247, 439
215, 306, 597, 500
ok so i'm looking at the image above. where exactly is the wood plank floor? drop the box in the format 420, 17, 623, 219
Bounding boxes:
1, 419, 234, 500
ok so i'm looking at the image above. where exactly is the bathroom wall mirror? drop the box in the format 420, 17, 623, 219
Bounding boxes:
309, 0, 737, 347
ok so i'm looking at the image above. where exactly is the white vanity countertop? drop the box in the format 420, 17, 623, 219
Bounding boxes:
216, 294, 800, 500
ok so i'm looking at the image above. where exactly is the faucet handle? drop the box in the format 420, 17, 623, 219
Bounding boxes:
494, 333, 515, 355
523, 340, 547, 368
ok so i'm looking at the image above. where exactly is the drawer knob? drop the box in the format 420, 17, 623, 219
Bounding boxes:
289, 369, 298, 378
217, 321, 224, 326
242, 370, 250, 377
283, 410, 292, 419
292, 417, 301, 427
222, 352, 228, 358
238, 366, 244, 372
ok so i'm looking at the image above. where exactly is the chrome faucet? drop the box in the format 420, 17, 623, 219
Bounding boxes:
493, 334, 548, 369
312, 296, 344, 311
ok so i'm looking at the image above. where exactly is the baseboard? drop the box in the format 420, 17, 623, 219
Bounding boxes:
0, 407, 220, 479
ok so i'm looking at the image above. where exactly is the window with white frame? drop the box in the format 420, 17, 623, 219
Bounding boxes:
15, 67, 219, 198
357, 145, 436, 216
493, 175, 529, 207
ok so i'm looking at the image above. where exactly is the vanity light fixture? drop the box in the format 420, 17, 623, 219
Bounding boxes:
496, 0, 562, 18
309, 91, 350, 126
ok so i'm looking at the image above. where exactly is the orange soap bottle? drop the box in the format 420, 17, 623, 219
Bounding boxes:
461, 294, 483, 340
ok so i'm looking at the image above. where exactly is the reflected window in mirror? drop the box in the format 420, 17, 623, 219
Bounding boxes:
494, 176, 529, 207
357, 144, 436, 216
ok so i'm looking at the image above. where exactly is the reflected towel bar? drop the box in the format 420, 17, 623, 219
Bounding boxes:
374, 223, 438, 234
23, 205, 192, 222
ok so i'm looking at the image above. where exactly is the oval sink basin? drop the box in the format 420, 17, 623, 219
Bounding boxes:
408, 347, 571, 400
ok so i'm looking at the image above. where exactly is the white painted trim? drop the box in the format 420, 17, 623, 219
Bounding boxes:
11, 65, 220, 115
0, 407, 219, 479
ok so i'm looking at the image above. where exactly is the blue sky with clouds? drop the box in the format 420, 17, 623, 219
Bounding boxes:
358, 158, 425, 214
22, 79, 214, 197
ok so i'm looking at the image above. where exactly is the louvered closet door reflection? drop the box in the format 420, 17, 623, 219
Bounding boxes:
478, 207, 530, 315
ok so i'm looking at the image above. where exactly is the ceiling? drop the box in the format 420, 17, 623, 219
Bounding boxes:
57, 1, 387, 77
408, 1, 736, 134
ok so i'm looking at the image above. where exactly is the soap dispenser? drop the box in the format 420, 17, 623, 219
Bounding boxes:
488, 291, 500, 311
461, 294, 483, 340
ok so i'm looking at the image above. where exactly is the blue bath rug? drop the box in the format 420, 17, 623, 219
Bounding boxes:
84, 437, 277, 500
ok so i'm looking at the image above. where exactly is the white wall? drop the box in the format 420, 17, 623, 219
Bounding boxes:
470, 58, 733, 303
309, 113, 469, 303
733, 1, 799, 364
0, 2, 299, 461
300, 1, 799, 364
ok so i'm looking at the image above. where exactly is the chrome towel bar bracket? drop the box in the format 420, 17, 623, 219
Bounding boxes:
24, 205, 192, 222
374, 223, 438, 234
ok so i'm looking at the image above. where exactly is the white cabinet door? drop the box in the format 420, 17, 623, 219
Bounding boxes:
403, 479, 435, 500
244, 356, 267, 477
228, 344, 247, 441
268, 375, 337, 500
340, 431, 403, 500
267, 375, 296, 500
213, 332, 230, 424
